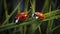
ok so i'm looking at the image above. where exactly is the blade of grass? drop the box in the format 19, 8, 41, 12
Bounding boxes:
38, 26, 42, 34
4, 0, 8, 17
31, 23, 36, 34
0, 18, 36, 32
2, 2, 20, 25
18, 5, 20, 13
19, 26, 23, 34
0, 15, 60, 32
29, 20, 37, 34
15, 1, 23, 34
24, 25, 26, 34
46, 9, 57, 34
31, 0, 36, 14
31, 9, 60, 34
44, 9, 60, 18
4, 0, 9, 24
29, 18, 42, 34
30, 14, 60, 33
46, 20, 53, 34
3, 0, 12, 33
43, 15, 60, 21
51, 0, 57, 10
30, 0, 32, 6
24, 0, 29, 14
0, 10, 60, 32
46, 1, 59, 33
42, 0, 50, 13
18, 0, 23, 13
4, 0, 8, 18
50, 25, 60, 32
23, 0, 29, 34
46, 4, 53, 34
31, 21, 42, 34
31, 0, 36, 34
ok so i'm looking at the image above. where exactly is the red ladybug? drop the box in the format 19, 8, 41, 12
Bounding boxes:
15, 12, 28, 23
32, 12, 45, 20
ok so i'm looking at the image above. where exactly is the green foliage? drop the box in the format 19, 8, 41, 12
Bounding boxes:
0, 0, 60, 34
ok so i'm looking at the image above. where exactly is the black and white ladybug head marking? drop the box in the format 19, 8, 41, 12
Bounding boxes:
32, 13, 39, 19
14, 17, 19, 24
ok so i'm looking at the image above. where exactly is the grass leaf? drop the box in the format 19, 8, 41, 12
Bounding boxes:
2, 2, 20, 25
42, 0, 50, 13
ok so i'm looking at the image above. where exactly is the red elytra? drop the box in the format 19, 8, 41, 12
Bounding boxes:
16, 12, 28, 21
35, 12, 45, 20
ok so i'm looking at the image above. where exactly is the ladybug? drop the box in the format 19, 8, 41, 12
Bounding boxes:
32, 12, 45, 20
14, 12, 28, 23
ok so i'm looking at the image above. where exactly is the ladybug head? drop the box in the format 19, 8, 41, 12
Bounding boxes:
32, 12, 45, 20
32, 13, 39, 19
14, 17, 19, 24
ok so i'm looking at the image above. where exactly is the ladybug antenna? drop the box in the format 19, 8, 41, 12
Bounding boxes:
28, 6, 32, 13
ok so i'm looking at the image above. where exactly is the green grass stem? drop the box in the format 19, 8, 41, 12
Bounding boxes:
2, 3, 20, 25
